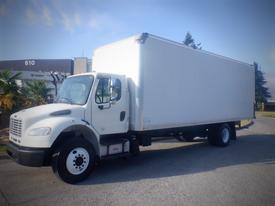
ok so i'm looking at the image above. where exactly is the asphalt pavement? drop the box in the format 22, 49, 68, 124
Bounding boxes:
0, 116, 275, 206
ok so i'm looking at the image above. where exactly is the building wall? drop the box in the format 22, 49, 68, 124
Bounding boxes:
264, 102, 275, 111
0, 59, 73, 101
74, 57, 92, 74
0, 59, 73, 74
0, 58, 92, 100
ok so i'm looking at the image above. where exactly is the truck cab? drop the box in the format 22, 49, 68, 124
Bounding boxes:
7, 72, 131, 183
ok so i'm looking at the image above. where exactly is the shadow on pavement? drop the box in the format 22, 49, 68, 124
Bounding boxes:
80, 134, 275, 185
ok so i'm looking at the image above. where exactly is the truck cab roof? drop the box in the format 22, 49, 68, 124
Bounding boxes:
68, 72, 126, 79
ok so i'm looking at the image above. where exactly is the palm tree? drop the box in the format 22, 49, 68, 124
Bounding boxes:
0, 70, 21, 111
25, 80, 51, 105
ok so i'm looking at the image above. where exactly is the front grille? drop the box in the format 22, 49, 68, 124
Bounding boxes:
10, 118, 22, 137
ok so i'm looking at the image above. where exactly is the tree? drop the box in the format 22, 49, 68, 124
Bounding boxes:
183, 32, 202, 49
25, 80, 51, 105
0, 70, 22, 111
254, 62, 271, 105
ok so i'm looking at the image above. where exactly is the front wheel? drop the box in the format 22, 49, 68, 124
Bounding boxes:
52, 138, 96, 184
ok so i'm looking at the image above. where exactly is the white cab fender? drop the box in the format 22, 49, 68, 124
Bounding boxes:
23, 117, 100, 155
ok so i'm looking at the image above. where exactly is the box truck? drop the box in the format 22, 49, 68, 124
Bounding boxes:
7, 33, 255, 183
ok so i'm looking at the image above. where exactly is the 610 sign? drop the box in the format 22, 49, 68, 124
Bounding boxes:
25, 60, 35, 66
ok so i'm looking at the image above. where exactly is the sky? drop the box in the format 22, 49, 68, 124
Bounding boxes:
0, 0, 275, 98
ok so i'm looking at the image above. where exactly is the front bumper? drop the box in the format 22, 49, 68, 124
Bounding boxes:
6, 142, 49, 167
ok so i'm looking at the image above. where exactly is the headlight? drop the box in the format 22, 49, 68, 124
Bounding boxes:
28, 127, 51, 136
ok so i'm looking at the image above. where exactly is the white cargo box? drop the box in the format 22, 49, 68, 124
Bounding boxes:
93, 33, 255, 131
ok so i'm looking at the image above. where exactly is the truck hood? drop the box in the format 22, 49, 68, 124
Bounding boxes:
10, 103, 85, 130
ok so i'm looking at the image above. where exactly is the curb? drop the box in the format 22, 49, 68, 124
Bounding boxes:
236, 120, 254, 130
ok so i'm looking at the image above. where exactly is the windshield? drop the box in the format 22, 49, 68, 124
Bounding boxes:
56, 75, 94, 105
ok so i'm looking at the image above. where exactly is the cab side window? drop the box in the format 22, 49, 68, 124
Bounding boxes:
95, 78, 111, 104
111, 79, 121, 101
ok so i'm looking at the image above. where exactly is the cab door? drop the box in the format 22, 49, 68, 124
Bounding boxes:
91, 75, 129, 135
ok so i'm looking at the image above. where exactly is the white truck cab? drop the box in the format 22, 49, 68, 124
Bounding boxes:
7, 72, 131, 183
7, 33, 254, 184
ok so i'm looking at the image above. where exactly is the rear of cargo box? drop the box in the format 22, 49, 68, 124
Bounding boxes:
139, 35, 255, 130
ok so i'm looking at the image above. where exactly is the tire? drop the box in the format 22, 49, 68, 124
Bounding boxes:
208, 123, 231, 147
51, 138, 96, 184
130, 138, 140, 156
208, 127, 217, 145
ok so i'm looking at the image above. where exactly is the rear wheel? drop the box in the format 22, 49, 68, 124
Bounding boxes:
130, 138, 140, 156
208, 123, 232, 147
52, 138, 96, 184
